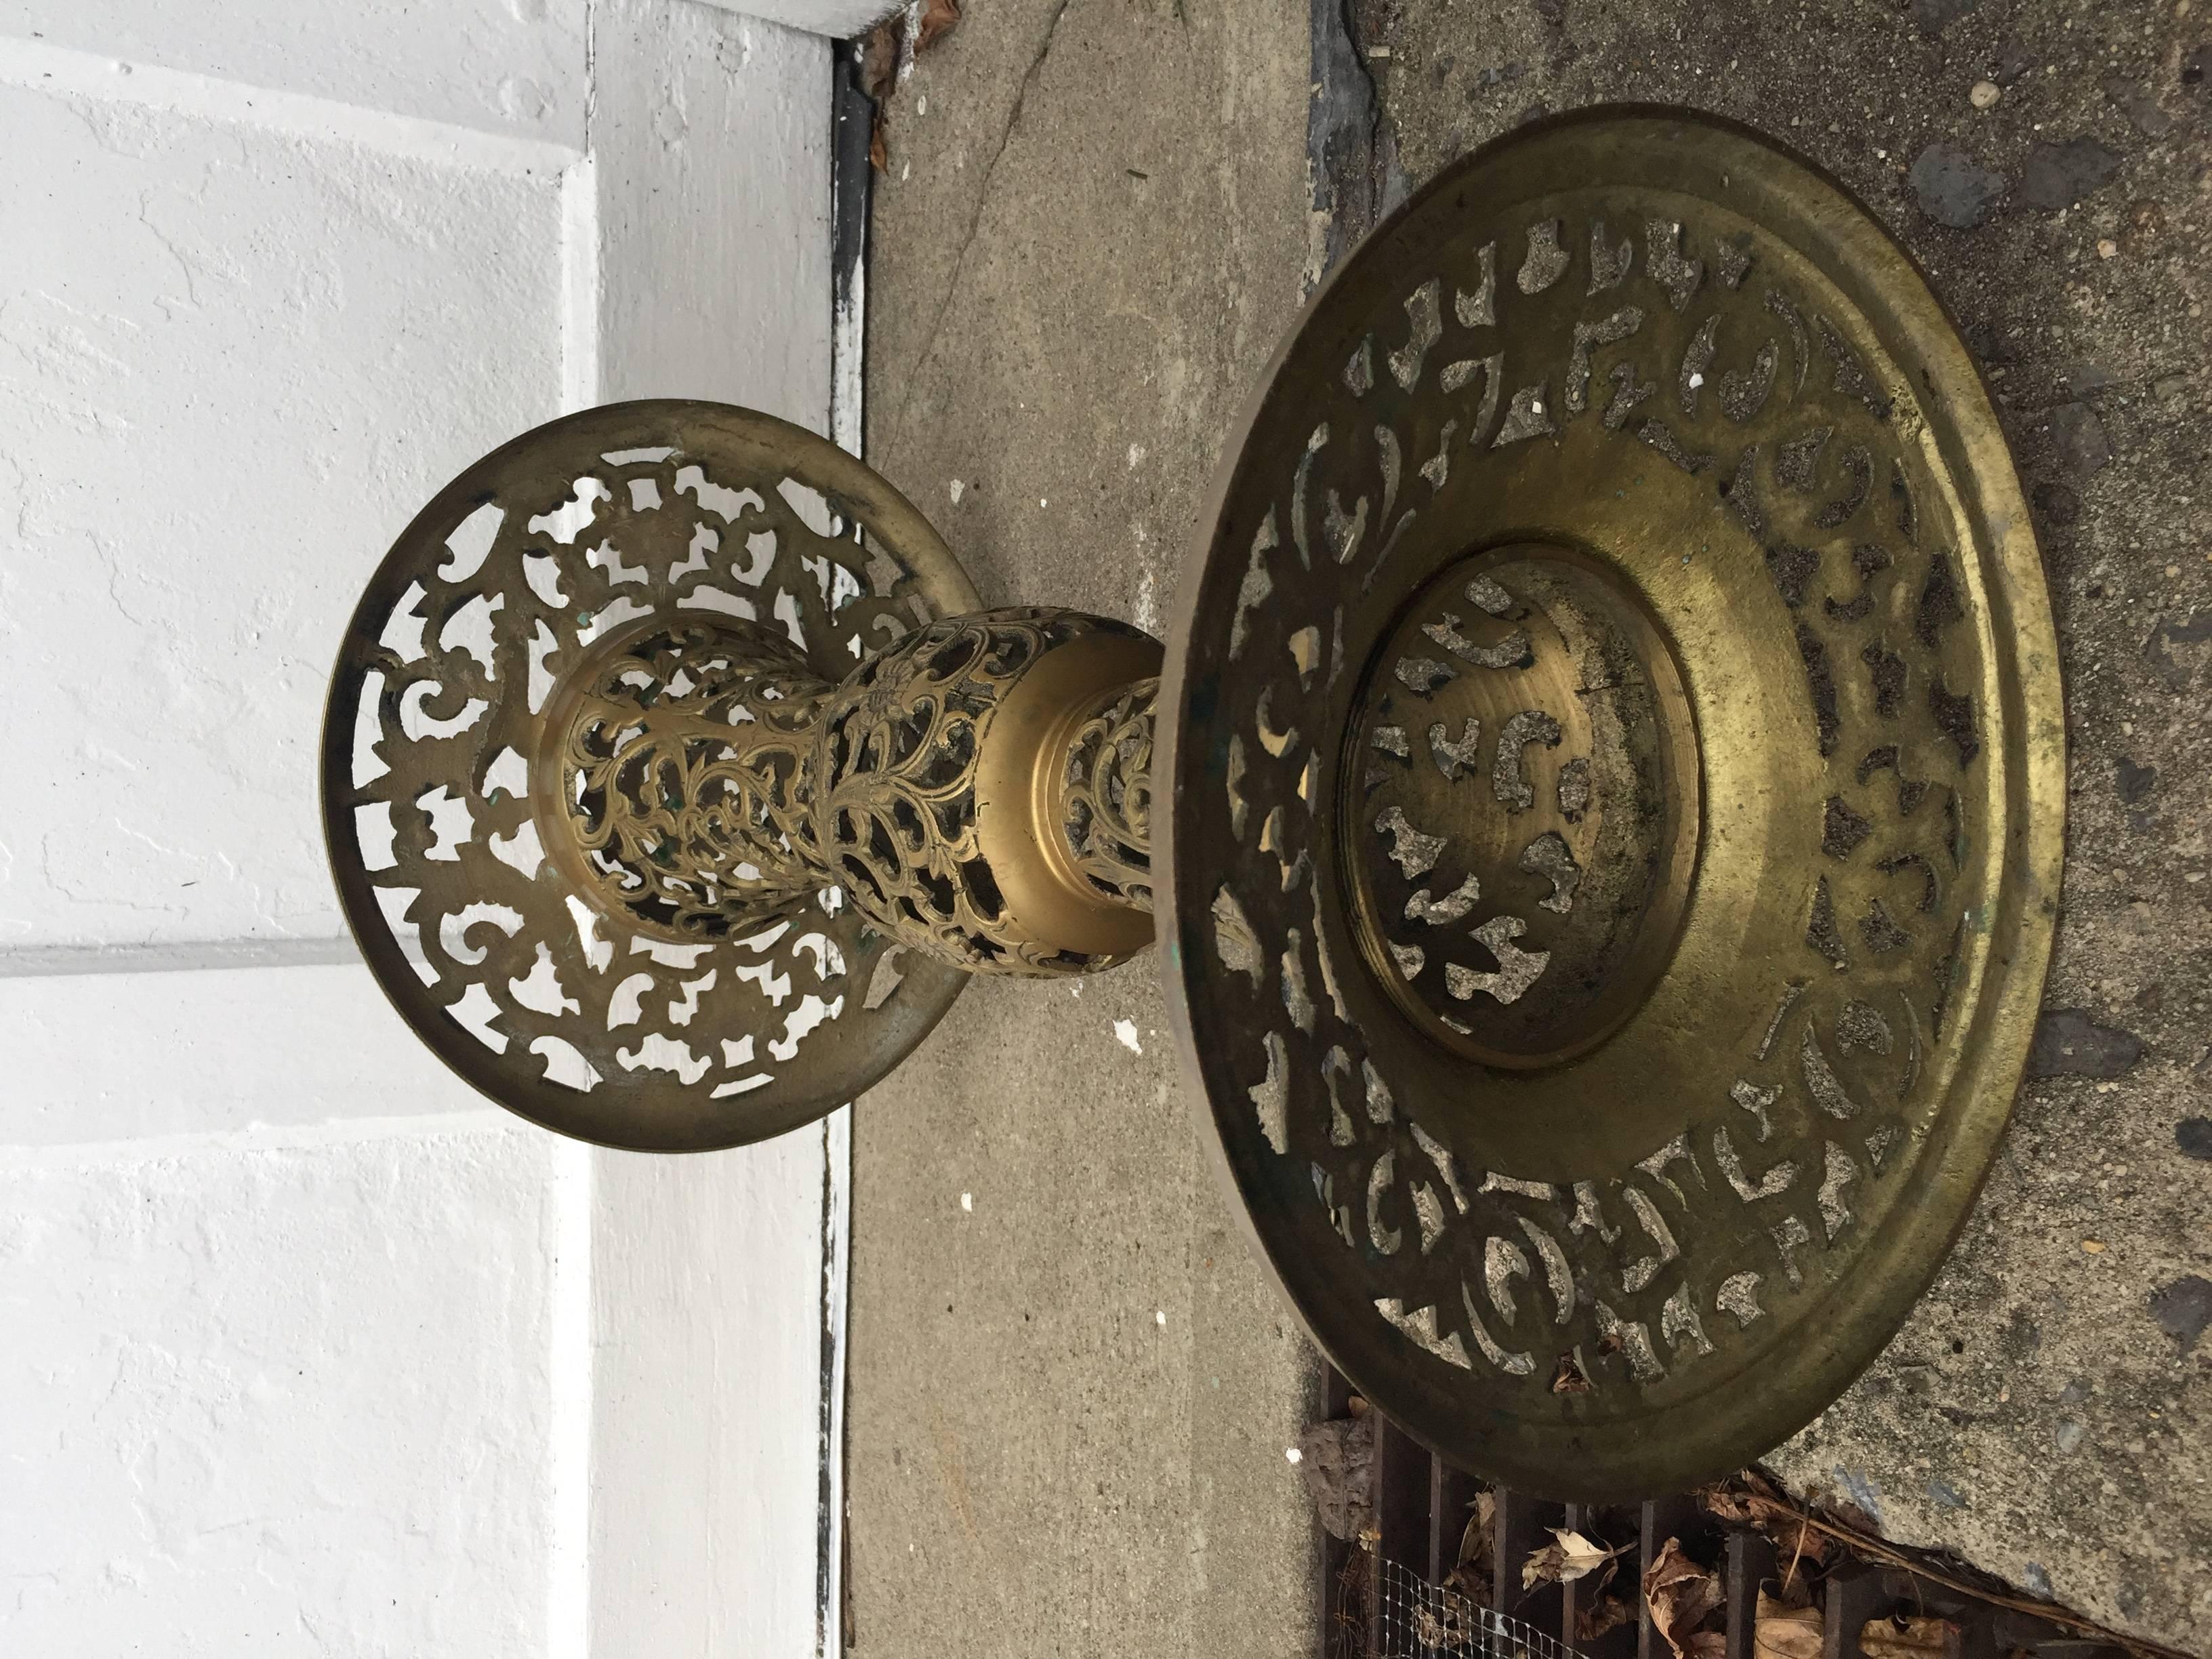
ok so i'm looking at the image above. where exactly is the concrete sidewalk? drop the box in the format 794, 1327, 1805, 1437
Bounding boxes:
845, 0, 2212, 1652
845, 2, 1322, 1654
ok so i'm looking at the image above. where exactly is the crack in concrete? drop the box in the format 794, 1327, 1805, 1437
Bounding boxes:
884, 0, 1076, 461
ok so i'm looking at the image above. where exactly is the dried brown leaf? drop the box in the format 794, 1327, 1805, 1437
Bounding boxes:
1780, 1515, 1832, 1567
1861, 1616, 1961, 1659
1523, 1528, 1625, 1590
1577, 1593, 1635, 1643
1699, 1482, 1762, 1525
1443, 1562, 1492, 1609
867, 116, 887, 172
1294, 1415, 1375, 1543
1521, 1542, 1565, 1590
1456, 1492, 1495, 1574
1642, 1536, 1709, 1597
914, 0, 960, 52
858, 18, 901, 100
1415, 1603, 1471, 1650
1769, 1557, 1816, 1610
1699, 1483, 1832, 1567
1754, 1592, 1823, 1659
1643, 1537, 1725, 1659
1551, 1353, 1594, 1394
1444, 1492, 1495, 1605
1554, 1528, 1620, 1581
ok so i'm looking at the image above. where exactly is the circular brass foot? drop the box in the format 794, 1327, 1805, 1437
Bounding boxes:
1157, 110, 2062, 1498
322, 402, 1167, 1150
321, 402, 986, 1151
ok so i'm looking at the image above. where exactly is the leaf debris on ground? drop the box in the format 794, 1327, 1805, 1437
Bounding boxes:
1445, 1490, 1494, 1605
1860, 1614, 1963, 1659
1754, 1591, 1823, 1659
1523, 1527, 1626, 1591
857, 0, 964, 172
1576, 1591, 1635, 1643
1643, 1536, 1726, 1659
915, 0, 961, 53
1698, 1471, 2200, 1659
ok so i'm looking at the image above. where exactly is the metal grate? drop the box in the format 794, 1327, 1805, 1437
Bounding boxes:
1315, 1367, 2153, 1659
1374, 1557, 1591, 1659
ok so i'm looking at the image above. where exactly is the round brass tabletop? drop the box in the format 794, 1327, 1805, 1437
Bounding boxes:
1157, 110, 2062, 1498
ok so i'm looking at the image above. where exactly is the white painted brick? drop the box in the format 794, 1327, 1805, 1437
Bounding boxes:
1, 963, 491, 1147
0, 3, 589, 148
0, 83, 565, 949
0, 1124, 558, 1654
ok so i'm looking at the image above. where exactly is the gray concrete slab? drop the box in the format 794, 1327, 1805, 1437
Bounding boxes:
848, 0, 2212, 1654
1366, 3, 2212, 1650
846, 3, 1320, 1654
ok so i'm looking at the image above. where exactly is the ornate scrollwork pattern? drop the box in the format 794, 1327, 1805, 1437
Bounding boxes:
1057, 677, 1158, 911
810, 610, 1141, 975
324, 405, 978, 1148
1167, 123, 2049, 1488
554, 620, 835, 941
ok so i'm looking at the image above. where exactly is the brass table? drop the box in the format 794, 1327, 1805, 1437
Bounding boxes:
321, 110, 2061, 1499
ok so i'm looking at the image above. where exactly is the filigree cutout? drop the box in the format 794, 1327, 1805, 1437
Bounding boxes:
1177, 186, 1998, 1412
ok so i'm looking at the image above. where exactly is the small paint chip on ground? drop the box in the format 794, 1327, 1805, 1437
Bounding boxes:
1114, 1018, 1143, 1054
960, 1191, 972, 1212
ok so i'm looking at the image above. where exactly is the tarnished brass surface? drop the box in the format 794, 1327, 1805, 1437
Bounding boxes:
815, 610, 1156, 973
1051, 673, 1162, 916
535, 615, 832, 943
323, 108, 2065, 1500
1155, 110, 2063, 1498
970, 629, 1162, 962
322, 404, 948, 1150
1346, 544, 1700, 1069
322, 401, 1169, 1149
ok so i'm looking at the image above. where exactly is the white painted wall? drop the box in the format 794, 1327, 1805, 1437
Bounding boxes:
695, 0, 907, 42
0, 3, 849, 1654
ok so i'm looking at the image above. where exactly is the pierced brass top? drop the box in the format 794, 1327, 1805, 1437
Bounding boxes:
536, 617, 831, 944
1156, 109, 2062, 1500
323, 402, 1162, 1151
